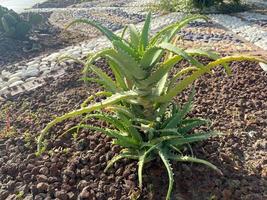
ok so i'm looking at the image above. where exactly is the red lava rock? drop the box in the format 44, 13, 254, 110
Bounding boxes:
23, 172, 32, 181
36, 174, 48, 182
55, 190, 69, 200
31, 166, 41, 175
48, 176, 58, 183
0, 189, 9, 200
50, 163, 59, 176
77, 180, 89, 191
222, 189, 232, 200
0, 60, 266, 199
79, 186, 92, 199
6, 180, 16, 191
40, 166, 50, 175
36, 182, 49, 193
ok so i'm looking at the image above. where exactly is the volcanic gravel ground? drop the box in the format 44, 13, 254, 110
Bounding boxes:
0, 12, 93, 69
0, 59, 266, 199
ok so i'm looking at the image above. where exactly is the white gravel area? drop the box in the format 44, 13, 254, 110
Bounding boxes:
209, 14, 267, 50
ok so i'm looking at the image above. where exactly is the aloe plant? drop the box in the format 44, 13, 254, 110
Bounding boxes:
37, 13, 266, 200
0, 5, 42, 39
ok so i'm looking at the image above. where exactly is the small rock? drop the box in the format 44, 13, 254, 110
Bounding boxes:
9, 80, 24, 88
77, 180, 88, 191
39, 166, 49, 175
7, 77, 21, 85
6, 180, 16, 191
23, 173, 32, 181
79, 186, 91, 199
36, 182, 49, 193
67, 192, 76, 200
76, 139, 88, 151
27, 60, 39, 66
0, 144, 6, 150
24, 69, 39, 78
0, 86, 8, 95
36, 174, 48, 182
25, 77, 37, 82
5, 194, 17, 200
222, 189, 232, 200
1, 70, 11, 78
63, 169, 75, 179
55, 190, 69, 200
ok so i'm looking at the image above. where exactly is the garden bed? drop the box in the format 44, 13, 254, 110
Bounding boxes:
0, 57, 266, 199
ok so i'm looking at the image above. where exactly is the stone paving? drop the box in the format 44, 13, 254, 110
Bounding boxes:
0, 0, 266, 101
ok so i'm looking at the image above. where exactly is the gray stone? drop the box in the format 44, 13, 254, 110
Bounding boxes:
0, 189, 9, 199
259, 62, 267, 72
0, 144, 6, 150
9, 80, 24, 88
1, 70, 11, 78
0, 86, 8, 94
25, 77, 37, 82
10, 87, 24, 96
9, 71, 24, 79
7, 77, 21, 85
17, 65, 27, 70
42, 70, 51, 76
24, 69, 40, 78
27, 60, 39, 66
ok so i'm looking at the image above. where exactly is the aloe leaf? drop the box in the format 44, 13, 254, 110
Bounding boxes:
155, 69, 201, 103
186, 48, 220, 59
207, 55, 267, 69
80, 77, 105, 86
178, 118, 210, 133
186, 49, 231, 75
150, 135, 183, 145
158, 42, 204, 68
104, 153, 139, 172
169, 67, 198, 88
128, 24, 140, 50
161, 88, 195, 130
154, 72, 168, 96
71, 124, 139, 148
140, 47, 160, 69
156, 128, 184, 137
37, 90, 138, 154
84, 48, 113, 74
169, 155, 222, 175
81, 91, 112, 108
66, 19, 121, 42
105, 105, 134, 118
158, 149, 174, 200
83, 113, 127, 132
108, 60, 128, 90
138, 144, 159, 190
113, 40, 140, 61
105, 48, 145, 81
150, 15, 208, 45
140, 12, 151, 52
86, 48, 135, 82
121, 25, 128, 38
141, 55, 183, 87
168, 131, 220, 146
87, 64, 118, 92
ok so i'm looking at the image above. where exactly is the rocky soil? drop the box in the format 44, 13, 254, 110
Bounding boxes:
0, 12, 93, 69
0, 57, 266, 199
